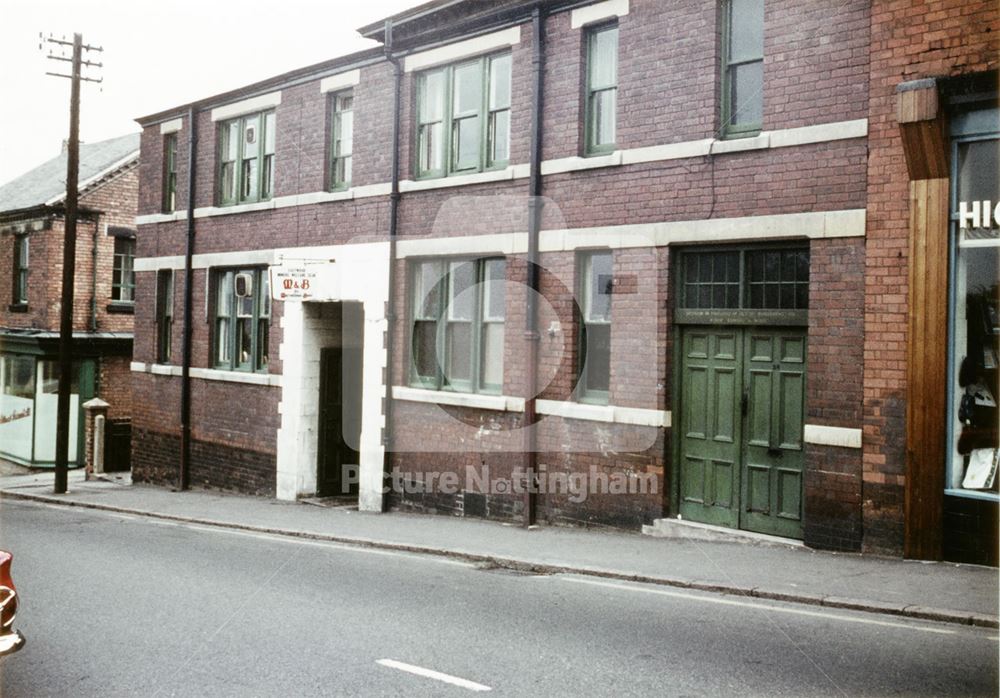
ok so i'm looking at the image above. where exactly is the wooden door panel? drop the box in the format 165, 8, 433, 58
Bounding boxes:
741, 328, 806, 539
777, 468, 802, 521
679, 328, 742, 527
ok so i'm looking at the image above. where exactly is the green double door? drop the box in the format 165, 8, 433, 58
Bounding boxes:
678, 326, 807, 539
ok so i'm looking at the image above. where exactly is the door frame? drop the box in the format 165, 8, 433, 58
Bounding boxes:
669, 243, 811, 533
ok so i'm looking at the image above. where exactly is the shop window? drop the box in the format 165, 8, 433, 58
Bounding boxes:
328, 90, 354, 190
0, 354, 36, 463
213, 268, 270, 372
415, 53, 511, 179
409, 258, 505, 394
577, 251, 612, 403
156, 270, 174, 364
163, 132, 178, 213
218, 110, 275, 205
947, 109, 999, 498
12, 233, 28, 306
585, 22, 618, 155
721, 0, 764, 137
111, 236, 136, 303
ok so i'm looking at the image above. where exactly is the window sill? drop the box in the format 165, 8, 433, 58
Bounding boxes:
536, 399, 671, 427
393, 385, 525, 412
131, 361, 281, 386
106, 302, 135, 314
541, 151, 622, 176
944, 488, 1000, 503
712, 132, 767, 154
7, 303, 28, 313
401, 166, 523, 193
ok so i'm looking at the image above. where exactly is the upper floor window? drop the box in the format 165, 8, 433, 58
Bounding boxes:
410, 258, 506, 393
722, 0, 764, 137
585, 23, 618, 155
12, 234, 28, 306
577, 251, 613, 403
416, 53, 511, 179
156, 270, 174, 364
111, 236, 136, 303
218, 111, 275, 205
162, 132, 178, 213
329, 90, 354, 190
213, 268, 270, 372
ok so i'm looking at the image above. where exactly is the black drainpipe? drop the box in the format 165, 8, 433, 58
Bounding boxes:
382, 20, 403, 510
523, 5, 546, 527
179, 105, 198, 491
89, 220, 98, 331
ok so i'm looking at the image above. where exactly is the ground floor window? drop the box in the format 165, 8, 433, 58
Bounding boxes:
0, 353, 93, 465
577, 251, 612, 404
408, 257, 505, 394
213, 268, 270, 372
948, 108, 999, 498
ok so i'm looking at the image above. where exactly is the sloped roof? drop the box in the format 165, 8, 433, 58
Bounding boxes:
0, 132, 140, 215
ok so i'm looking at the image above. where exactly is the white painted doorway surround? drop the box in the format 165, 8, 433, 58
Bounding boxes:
274, 241, 390, 512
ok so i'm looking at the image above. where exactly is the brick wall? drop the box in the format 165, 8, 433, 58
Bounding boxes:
132, 0, 877, 536
98, 354, 132, 420
0, 163, 137, 334
863, 0, 999, 555
803, 238, 865, 550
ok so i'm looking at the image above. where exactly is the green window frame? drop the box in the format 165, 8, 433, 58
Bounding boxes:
676, 246, 809, 325
577, 251, 613, 404
218, 110, 276, 205
111, 236, 136, 303
156, 269, 174, 364
584, 22, 619, 156
213, 268, 270, 372
721, 0, 764, 138
162, 132, 178, 213
328, 90, 354, 191
409, 258, 506, 394
12, 233, 28, 305
415, 53, 511, 179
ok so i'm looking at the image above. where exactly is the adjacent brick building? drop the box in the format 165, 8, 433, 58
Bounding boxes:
130, 0, 997, 563
0, 133, 138, 467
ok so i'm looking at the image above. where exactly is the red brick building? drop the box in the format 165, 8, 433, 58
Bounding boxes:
0, 133, 138, 467
131, 0, 997, 563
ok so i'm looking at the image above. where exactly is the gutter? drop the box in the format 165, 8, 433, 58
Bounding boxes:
382, 20, 403, 510
179, 105, 198, 491
522, 4, 547, 527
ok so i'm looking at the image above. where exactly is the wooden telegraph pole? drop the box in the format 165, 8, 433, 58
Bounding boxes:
42, 33, 103, 494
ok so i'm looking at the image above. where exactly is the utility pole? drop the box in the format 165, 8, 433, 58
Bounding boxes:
42, 33, 103, 494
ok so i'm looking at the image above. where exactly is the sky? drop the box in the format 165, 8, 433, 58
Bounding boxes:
0, 0, 425, 187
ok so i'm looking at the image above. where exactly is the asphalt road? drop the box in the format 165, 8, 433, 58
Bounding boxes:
0, 499, 996, 697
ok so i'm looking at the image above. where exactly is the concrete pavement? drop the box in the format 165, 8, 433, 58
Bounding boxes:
1, 470, 996, 628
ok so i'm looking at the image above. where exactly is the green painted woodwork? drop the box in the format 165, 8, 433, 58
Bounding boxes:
585, 22, 619, 156
678, 326, 806, 539
740, 329, 806, 538
678, 327, 742, 527
414, 53, 511, 179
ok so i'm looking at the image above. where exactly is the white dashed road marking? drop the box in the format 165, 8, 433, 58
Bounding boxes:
377, 659, 492, 692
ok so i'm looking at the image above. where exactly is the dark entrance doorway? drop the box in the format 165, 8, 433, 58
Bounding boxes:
317, 345, 363, 498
